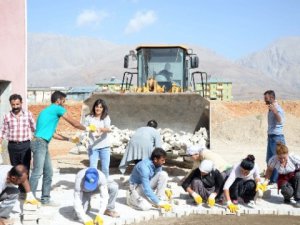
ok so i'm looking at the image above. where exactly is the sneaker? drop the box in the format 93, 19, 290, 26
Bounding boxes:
41, 200, 60, 207
104, 209, 120, 218
245, 200, 256, 208
268, 182, 278, 189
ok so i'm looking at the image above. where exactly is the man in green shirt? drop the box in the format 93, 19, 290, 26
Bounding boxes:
29, 91, 86, 205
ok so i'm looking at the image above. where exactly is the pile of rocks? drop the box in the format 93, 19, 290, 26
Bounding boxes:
70, 126, 209, 159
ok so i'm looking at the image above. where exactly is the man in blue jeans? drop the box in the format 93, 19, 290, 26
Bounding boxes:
264, 90, 285, 184
29, 91, 87, 205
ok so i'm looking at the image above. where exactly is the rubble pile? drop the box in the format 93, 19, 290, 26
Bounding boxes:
70, 126, 209, 159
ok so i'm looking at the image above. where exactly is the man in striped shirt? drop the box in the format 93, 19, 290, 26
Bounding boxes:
0, 94, 35, 194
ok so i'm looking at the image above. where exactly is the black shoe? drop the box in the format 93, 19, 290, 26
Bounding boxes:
284, 198, 291, 204
295, 200, 300, 208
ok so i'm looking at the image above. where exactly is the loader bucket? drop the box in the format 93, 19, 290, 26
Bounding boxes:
82, 92, 210, 135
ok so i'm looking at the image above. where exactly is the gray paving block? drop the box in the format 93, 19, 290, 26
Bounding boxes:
142, 214, 153, 221
259, 209, 276, 215
123, 217, 134, 224
194, 208, 208, 215
152, 211, 160, 219
22, 214, 40, 221
277, 209, 291, 215
207, 209, 223, 215
22, 221, 38, 225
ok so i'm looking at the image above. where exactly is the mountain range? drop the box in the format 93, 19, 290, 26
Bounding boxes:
28, 33, 300, 100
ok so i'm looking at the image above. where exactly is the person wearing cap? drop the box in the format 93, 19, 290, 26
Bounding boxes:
223, 155, 264, 213
73, 167, 119, 225
181, 160, 224, 207
119, 120, 162, 174
127, 148, 171, 211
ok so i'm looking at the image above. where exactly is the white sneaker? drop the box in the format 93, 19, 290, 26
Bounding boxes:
245, 200, 256, 208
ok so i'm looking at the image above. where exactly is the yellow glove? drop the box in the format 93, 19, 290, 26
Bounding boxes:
94, 214, 103, 225
84, 220, 94, 225
165, 188, 173, 200
207, 193, 216, 207
69, 136, 80, 144
24, 199, 40, 206
86, 124, 97, 132
24, 192, 40, 206
227, 201, 239, 213
159, 202, 172, 212
256, 182, 268, 192
191, 192, 202, 205
207, 198, 215, 207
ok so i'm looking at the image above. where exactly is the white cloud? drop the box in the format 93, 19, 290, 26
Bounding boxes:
76, 10, 108, 27
124, 10, 157, 34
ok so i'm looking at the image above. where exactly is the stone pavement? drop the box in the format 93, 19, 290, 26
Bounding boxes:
20, 171, 300, 225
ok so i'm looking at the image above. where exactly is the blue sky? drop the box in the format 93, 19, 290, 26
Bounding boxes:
27, 0, 300, 59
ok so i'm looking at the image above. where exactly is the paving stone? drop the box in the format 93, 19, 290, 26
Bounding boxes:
173, 199, 186, 206
22, 214, 40, 221
123, 217, 134, 224
207, 209, 223, 215
277, 209, 291, 215
23, 204, 39, 211
22, 221, 38, 225
259, 209, 276, 215
247, 209, 260, 215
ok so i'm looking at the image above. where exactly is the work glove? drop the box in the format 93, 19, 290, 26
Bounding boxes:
227, 201, 239, 213
86, 124, 97, 132
94, 214, 104, 225
69, 136, 80, 144
24, 192, 40, 206
165, 188, 173, 201
158, 201, 172, 212
207, 193, 217, 207
256, 182, 268, 192
191, 192, 202, 205
84, 220, 94, 225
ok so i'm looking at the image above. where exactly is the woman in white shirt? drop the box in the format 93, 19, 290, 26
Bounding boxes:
223, 155, 262, 213
84, 99, 111, 178
265, 142, 300, 207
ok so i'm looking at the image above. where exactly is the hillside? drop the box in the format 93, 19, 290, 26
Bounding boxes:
28, 34, 300, 100
238, 37, 300, 99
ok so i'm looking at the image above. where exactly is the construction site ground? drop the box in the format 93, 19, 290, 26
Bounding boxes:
3, 100, 300, 225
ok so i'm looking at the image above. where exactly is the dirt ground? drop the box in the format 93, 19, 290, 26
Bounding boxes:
135, 214, 300, 225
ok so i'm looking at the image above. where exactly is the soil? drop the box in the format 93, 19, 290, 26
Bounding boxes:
135, 214, 300, 225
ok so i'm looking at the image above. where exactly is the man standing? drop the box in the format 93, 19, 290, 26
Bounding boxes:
74, 167, 119, 225
0, 94, 35, 194
264, 90, 285, 184
29, 91, 87, 205
0, 164, 38, 221
126, 148, 171, 211
119, 120, 162, 174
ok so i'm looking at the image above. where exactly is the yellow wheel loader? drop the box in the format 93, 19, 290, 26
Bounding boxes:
82, 45, 210, 145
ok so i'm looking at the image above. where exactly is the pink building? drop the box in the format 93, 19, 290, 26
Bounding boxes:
0, 0, 27, 118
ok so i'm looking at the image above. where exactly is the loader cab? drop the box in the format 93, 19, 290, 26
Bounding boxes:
133, 45, 198, 92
